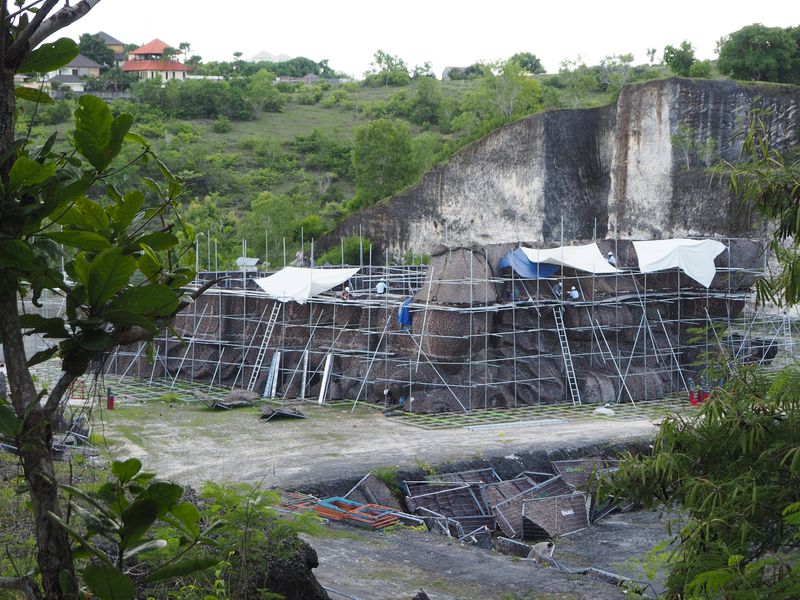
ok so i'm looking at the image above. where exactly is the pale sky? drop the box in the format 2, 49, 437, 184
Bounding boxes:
55, 0, 799, 77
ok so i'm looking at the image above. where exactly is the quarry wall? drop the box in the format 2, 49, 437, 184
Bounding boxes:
324, 78, 800, 255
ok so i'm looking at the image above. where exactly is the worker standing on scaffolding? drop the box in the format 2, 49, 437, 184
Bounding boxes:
375, 278, 387, 295
553, 281, 563, 299
607, 251, 617, 266
568, 286, 580, 301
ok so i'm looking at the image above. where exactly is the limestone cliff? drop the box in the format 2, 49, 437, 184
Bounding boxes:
325, 78, 799, 254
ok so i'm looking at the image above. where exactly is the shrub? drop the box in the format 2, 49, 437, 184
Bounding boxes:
211, 115, 232, 133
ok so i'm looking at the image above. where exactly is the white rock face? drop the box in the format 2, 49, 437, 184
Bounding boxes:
326, 79, 800, 254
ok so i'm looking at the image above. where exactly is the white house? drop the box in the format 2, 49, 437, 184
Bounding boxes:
121, 38, 191, 81
46, 54, 102, 92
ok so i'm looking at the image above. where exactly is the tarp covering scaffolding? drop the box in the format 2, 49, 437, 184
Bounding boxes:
520, 243, 619, 274
253, 266, 360, 304
633, 239, 726, 287
498, 248, 560, 279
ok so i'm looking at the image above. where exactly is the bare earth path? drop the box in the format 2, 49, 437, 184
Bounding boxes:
97, 400, 657, 490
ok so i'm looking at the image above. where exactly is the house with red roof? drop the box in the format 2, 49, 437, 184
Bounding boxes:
121, 38, 191, 81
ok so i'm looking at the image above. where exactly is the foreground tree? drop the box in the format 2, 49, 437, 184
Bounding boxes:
1, 2, 216, 597
604, 113, 800, 598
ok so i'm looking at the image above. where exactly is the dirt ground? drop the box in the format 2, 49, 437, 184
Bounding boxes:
96, 400, 657, 491
90, 398, 667, 600
307, 508, 670, 600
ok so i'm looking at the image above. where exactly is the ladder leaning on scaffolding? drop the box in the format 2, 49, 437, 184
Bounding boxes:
246, 302, 282, 392
553, 307, 581, 406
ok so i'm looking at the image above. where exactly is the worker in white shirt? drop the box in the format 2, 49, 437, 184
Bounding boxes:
375, 278, 387, 294
568, 286, 580, 300
607, 251, 617, 266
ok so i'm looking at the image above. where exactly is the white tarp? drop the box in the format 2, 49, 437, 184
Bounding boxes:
520, 243, 619, 274
253, 267, 360, 304
633, 239, 726, 287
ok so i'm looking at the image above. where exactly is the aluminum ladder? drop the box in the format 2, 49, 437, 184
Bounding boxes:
246, 302, 282, 392
553, 307, 581, 406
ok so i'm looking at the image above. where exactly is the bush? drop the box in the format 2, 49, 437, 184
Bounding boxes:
689, 59, 713, 78
211, 115, 232, 133
317, 235, 370, 265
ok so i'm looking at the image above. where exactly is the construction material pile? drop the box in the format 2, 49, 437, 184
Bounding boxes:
279, 458, 624, 543
402, 459, 621, 542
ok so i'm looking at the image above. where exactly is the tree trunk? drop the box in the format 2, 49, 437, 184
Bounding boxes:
0, 281, 77, 599
1, 68, 15, 182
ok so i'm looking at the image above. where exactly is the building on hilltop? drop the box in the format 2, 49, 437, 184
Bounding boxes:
122, 38, 191, 81
46, 54, 101, 92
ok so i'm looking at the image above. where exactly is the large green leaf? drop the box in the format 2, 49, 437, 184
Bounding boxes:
111, 458, 142, 484
142, 481, 184, 518
102, 310, 157, 333
75, 197, 110, 231
140, 557, 220, 584
122, 539, 167, 560
83, 565, 134, 600
108, 113, 134, 161
107, 284, 179, 317
18, 38, 79, 73
27, 346, 59, 367
119, 498, 158, 549
18, 314, 68, 338
44, 230, 111, 252
0, 240, 42, 273
7, 155, 56, 192
167, 501, 201, 538
112, 191, 144, 232
74, 95, 113, 171
87, 249, 137, 306
14, 87, 54, 104
0, 402, 21, 438
130, 231, 178, 251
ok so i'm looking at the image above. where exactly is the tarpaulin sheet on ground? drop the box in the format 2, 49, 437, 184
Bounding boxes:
499, 248, 560, 279
519, 243, 619, 274
253, 266, 360, 304
633, 239, 726, 287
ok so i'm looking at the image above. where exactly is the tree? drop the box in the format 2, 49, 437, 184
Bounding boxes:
364, 49, 411, 87
478, 60, 543, 119
0, 2, 213, 597
717, 110, 800, 306
663, 40, 696, 76
598, 53, 634, 96
717, 23, 800, 83
509, 51, 545, 75
78, 32, 115, 70
351, 119, 419, 208
178, 41, 191, 62
605, 112, 800, 599
558, 57, 599, 108
646, 47, 657, 65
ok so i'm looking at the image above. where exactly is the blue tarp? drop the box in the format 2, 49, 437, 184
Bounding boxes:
397, 297, 413, 327
499, 248, 560, 279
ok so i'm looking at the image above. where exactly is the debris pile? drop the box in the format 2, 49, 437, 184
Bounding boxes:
279, 458, 623, 544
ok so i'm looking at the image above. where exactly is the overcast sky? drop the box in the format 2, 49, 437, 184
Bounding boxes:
55, 0, 799, 77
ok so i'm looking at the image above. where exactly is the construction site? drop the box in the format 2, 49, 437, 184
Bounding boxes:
14, 235, 799, 599
88, 236, 791, 414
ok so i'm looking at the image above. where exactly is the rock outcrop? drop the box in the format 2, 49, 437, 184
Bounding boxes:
324, 78, 799, 254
